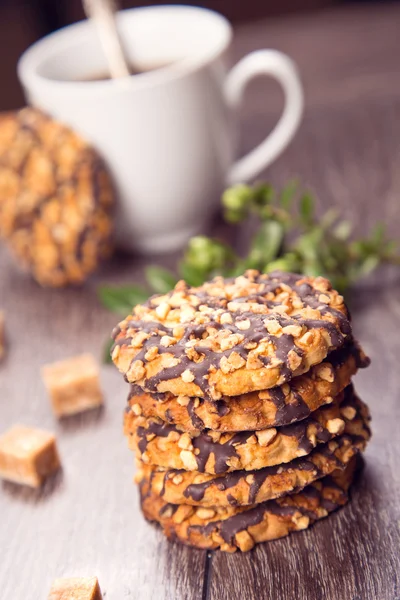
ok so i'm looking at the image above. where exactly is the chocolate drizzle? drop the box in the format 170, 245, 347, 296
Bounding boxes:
188, 474, 347, 544
182, 434, 356, 503
187, 399, 205, 430
113, 271, 352, 399
134, 388, 364, 473
270, 387, 310, 426
192, 431, 253, 474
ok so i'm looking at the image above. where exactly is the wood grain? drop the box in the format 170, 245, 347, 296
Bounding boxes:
1, 4, 400, 599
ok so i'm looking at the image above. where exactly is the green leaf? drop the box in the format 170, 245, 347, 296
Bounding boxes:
184, 236, 235, 273
372, 222, 385, 244
320, 208, 339, 229
333, 220, 352, 240
178, 263, 207, 287
103, 338, 114, 364
279, 180, 298, 209
252, 184, 275, 208
299, 193, 315, 226
222, 184, 252, 222
98, 285, 149, 314
356, 255, 380, 277
265, 253, 301, 274
247, 220, 284, 268
145, 265, 177, 294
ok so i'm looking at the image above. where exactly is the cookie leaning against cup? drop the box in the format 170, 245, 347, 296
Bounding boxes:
112, 271, 352, 400
140, 458, 360, 552
0, 108, 114, 287
125, 387, 367, 473
127, 341, 369, 432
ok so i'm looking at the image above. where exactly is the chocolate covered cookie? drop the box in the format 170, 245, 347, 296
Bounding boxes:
127, 342, 369, 432
0, 108, 114, 287
125, 386, 367, 474
112, 271, 351, 400
140, 458, 359, 552
135, 420, 370, 508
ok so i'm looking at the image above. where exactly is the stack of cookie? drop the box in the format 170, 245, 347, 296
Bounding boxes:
111, 271, 371, 552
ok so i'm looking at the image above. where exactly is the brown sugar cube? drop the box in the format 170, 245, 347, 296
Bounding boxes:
48, 577, 103, 600
0, 310, 5, 360
0, 425, 61, 487
41, 354, 103, 417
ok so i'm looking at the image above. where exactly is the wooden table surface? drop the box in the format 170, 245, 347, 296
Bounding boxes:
1, 4, 400, 599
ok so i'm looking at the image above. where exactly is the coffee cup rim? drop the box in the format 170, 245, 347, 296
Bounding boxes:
18, 4, 233, 95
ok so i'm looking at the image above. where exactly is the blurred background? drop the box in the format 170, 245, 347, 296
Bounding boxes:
0, 0, 390, 111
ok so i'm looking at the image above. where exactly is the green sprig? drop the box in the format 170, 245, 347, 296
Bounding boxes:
98, 182, 400, 319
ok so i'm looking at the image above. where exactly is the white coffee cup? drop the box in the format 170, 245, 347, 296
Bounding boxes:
18, 5, 303, 253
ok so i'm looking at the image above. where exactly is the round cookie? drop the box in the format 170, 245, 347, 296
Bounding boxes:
0, 108, 114, 287
127, 342, 369, 432
135, 425, 370, 508
125, 386, 367, 474
112, 270, 351, 400
140, 458, 359, 552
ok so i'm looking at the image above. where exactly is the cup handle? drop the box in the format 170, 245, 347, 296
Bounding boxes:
225, 50, 304, 185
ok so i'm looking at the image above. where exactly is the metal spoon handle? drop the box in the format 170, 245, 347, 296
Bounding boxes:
82, 0, 130, 79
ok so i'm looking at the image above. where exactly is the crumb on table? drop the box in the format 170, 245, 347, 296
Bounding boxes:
48, 576, 102, 600
41, 354, 103, 417
0, 424, 61, 487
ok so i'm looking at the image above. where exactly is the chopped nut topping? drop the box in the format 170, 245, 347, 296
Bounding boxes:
326, 418, 345, 434
235, 530, 255, 552
131, 403, 142, 416
178, 433, 193, 450
318, 294, 331, 304
196, 508, 216, 520
298, 331, 315, 346
287, 349, 303, 371
173, 505, 194, 524
220, 312, 233, 325
315, 363, 335, 382
160, 335, 176, 348
144, 346, 159, 361
236, 319, 251, 331
226, 351, 246, 371
246, 353, 264, 370
220, 356, 235, 374
172, 474, 183, 485
294, 515, 310, 530
131, 331, 149, 348
341, 405, 357, 420
181, 369, 195, 383
264, 319, 282, 334
219, 334, 244, 351
155, 302, 170, 320
282, 324, 303, 337
246, 435, 257, 445
180, 449, 198, 470
161, 505, 174, 518
256, 428, 277, 447
177, 396, 190, 406
173, 325, 185, 339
